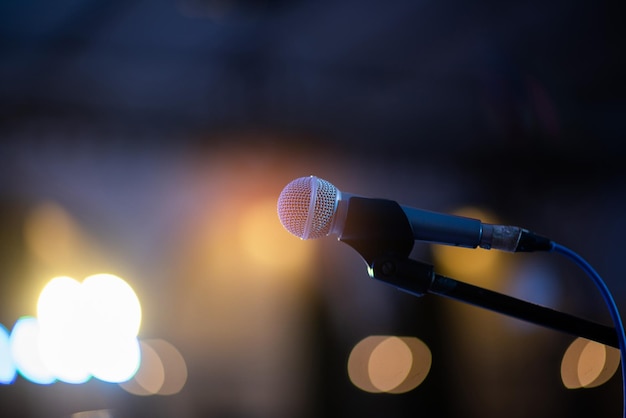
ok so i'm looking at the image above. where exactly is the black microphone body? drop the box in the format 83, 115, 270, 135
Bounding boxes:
395, 204, 549, 252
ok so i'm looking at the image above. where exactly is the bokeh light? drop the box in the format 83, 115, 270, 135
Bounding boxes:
561, 337, 620, 389
81, 274, 142, 339
147, 338, 187, 395
388, 336, 433, 394
348, 336, 386, 393
348, 335, 431, 394
11, 273, 145, 384
0, 323, 16, 384
119, 338, 187, 396
119, 340, 164, 396
368, 336, 412, 392
37, 276, 90, 384
37, 276, 83, 330
10, 316, 56, 384
87, 335, 140, 383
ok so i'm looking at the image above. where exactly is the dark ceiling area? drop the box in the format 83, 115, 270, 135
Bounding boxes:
1, 1, 626, 418
1, 0, 625, 158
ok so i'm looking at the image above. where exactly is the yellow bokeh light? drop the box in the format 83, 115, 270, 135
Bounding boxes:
348, 335, 432, 394
561, 337, 586, 389
561, 337, 620, 389
388, 336, 432, 394
577, 339, 607, 387
348, 336, 388, 393
368, 336, 412, 392
582, 343, 620, 388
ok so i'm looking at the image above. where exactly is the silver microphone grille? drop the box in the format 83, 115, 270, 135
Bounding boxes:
277, 176, 339, 239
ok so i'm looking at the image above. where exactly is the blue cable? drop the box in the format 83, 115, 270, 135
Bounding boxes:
550, 242, 626, 418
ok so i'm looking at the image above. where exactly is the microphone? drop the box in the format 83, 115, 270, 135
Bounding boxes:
277, 176, 622, 351
277, 175, 552, 253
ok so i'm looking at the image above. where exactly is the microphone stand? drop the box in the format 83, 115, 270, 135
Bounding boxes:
369, 255, 618, 348
337, 196, 619, 348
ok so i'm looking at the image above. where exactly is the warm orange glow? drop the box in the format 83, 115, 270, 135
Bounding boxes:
561, 337, 620, 389
238, 198, 314, 276
22, 201, 108, 286
348, 336, 388, 393
369, 337, 412, 392
578, 339, 607, 387
348, 336, 431, 394
24, 202, 83, 267
166, 163, 323, 414
388, 336, 431, 394
582, 343, 620, 388
431, 207, 508, 287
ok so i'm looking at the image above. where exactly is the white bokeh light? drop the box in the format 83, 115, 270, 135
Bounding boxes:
37, 276, 91, 383
82, 274, 142, 338
88, 335, 141, 383
27, 273, 143, 384
36, 276, 82, 331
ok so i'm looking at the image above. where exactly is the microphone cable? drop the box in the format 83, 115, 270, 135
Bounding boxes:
551, 242, 626, 418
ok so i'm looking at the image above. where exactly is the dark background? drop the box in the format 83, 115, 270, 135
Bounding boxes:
1, 0, 625, 417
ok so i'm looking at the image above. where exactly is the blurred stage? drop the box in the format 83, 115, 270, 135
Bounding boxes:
1, 0, 625, 417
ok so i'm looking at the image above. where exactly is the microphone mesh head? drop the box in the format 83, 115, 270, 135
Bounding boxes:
277, 176, 338, 239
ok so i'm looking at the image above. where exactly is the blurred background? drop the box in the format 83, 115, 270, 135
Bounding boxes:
0, 0, 625, 417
